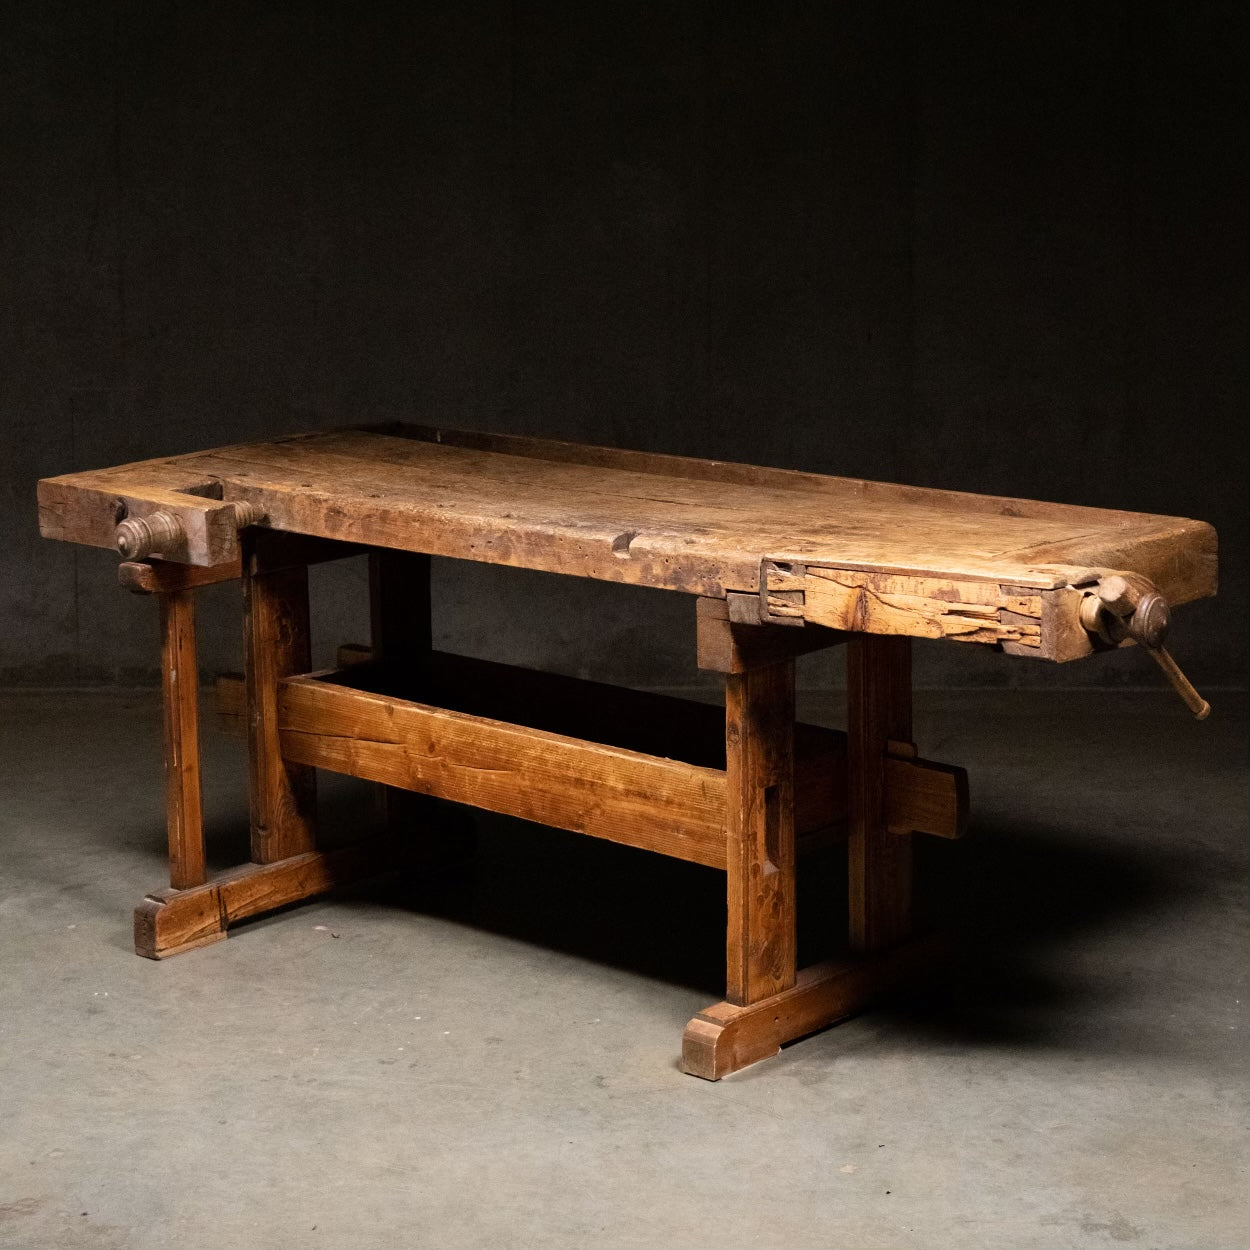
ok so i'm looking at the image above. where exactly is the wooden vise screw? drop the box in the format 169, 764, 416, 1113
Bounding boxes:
1079, 573, 1210, 719
115, 501, 262, 561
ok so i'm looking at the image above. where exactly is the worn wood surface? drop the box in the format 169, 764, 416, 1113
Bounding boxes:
681, 932, 947, 1079
159, 591, 205, 889
243, 548, 316, 863
38, 428, 1217, 643
848, 636, 914, 952
133, 838, 400, 959
724, 660, 797, 1005
803, 568, 1044, 646
696, 595, 845, 673
39, 474, 250, 565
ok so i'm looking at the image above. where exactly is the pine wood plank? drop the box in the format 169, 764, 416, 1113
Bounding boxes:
221, 669, 857, 838
186, 430, 1213, 593
216, 666, 851, 845
276, 674, 731, 869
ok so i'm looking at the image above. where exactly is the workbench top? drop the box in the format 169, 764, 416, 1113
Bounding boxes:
38, 423, 1216, 659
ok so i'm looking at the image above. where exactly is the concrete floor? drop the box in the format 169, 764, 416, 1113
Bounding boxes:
0, 688, 1245, 1250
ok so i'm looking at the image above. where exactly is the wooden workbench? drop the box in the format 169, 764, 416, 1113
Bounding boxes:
37, 425, 1217, 1078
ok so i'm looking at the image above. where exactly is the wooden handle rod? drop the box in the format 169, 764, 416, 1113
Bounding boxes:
1149, 647, 1211, 720
1082, 575, 1212, 719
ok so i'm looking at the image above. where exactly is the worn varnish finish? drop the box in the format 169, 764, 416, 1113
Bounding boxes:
680, 612, 961, 1075
213, 659, 964, 854
36, 425, 1217, 1078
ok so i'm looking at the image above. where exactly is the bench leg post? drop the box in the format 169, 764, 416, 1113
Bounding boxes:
159, 589, 206, 891
724, 660, 798, 1006
847, 635, 913, 952
684, 654, 800, 1076
683, 628, 936, 1078
244, 543, 317, 864
135, 540, 409, 959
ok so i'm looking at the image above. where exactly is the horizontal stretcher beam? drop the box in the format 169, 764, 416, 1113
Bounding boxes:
214, 652, 967, 857
277, 672, 733, 868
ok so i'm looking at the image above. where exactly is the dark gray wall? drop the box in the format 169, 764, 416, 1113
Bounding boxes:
3, 2, 1245, 691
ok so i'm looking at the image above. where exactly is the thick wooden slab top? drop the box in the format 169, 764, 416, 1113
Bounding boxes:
39, 424, 1215, 658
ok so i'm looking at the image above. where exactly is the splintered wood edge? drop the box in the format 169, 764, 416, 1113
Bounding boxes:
801, 567, 1048, 648
696, 595, 846, 673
